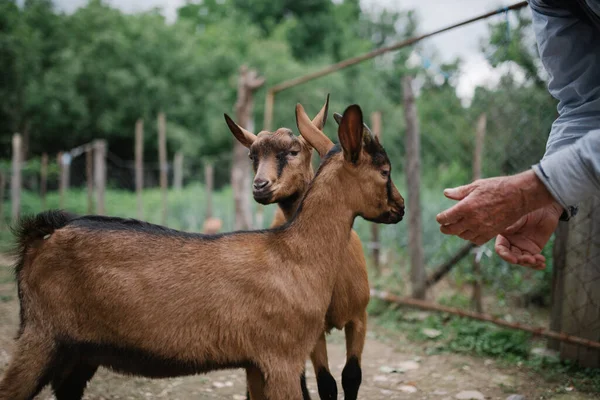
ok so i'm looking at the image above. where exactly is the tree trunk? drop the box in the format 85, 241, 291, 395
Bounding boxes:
232, 65, 264, 230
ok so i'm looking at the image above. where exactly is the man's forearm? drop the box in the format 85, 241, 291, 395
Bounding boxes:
533, 129, 600, 218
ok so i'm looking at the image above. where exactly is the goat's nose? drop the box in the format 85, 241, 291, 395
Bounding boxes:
253, 179, 270, 190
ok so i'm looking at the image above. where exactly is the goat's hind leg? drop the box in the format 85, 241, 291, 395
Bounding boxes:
341, 312, 367, 400
0, 330, 57, 400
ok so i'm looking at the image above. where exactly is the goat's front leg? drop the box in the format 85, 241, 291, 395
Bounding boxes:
310, 331, 337, 399
246, 365, 311, 400
246, 365, 266, 400
263, 362, 305, 400
341, 312, 366, 400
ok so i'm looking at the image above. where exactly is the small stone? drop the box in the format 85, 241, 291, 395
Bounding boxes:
398, 360, 420, 371
399, 385, 418, 393
455, 390, 485, 400
433, 390, 449, 395
233, 396, 246, 400
484, 359, 494, 366
531, 347, 559, 359
422, 328, 442, 339
506, 395, 525, 400
212, 381, 234, 389
380, 389, 393, 395
374, 375, 389, 382
379, 366, 397, 373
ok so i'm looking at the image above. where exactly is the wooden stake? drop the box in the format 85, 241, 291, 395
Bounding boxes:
40, 153, 48, 210
174, 151, 183, 191
86, 145, 94, 214
370, 111, 383, 275
158, 112, 168, 225
93, 140, 107, 215
402, 77, 426, 299
135, 119, 144, 220
232, 65, 264, 230
11, 134, 22, 223
205, 162, 214, 219
0, 170, 5, 229
471, 113, 486, 313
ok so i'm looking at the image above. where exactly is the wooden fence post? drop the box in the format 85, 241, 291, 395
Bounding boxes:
0, 170, 5, 229
93, 140, 106, 215
370, 111, 382, 275
11, 133, 22, 223
402, 77, 426, 300
232, 65, 264, 230
549, 221, 568, 351
471, 113, 486, 313
40, 152, 48, 210
135, 119, 144, 220
205, 162, 214, 219
58, 152, 71, 209
158, 112, 168, 225
174, 151, 183, 191
86, 145, 94, 214
555, 198, 600, 367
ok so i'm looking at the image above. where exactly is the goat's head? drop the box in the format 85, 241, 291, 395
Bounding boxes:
224, 95, 329, 205
296, 103, 405, 224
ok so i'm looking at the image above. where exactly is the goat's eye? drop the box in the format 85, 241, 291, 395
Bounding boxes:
289, 151, 299, 157
248, 152, 255, 161
381, 170, 390, 178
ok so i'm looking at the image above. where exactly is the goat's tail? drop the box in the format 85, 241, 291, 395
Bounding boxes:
11, 210, 77, 337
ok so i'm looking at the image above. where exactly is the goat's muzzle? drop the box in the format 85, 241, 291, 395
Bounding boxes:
368, 206, 405, 224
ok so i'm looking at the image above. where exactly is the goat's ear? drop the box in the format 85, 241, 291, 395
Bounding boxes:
296, 103, 335, 158
311, 93, 329, 131
224, 114, 257, 148
338, 105, 363, 164
333, 111, 373, 142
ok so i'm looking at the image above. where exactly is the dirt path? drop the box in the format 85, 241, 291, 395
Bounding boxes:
0, 261, 595, 399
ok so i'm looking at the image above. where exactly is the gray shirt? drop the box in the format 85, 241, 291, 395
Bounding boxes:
529, 0, 600, 218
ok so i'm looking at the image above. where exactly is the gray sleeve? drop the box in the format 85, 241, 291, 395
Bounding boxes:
533, 130, 600, 213
529, 0, 600, 217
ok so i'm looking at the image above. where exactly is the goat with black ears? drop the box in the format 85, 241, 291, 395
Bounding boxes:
226, 95, 374, 400
0, 104, 404, 400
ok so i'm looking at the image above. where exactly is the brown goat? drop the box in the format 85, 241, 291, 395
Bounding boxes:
226, 96, 372, 400
0, 104, 404, 400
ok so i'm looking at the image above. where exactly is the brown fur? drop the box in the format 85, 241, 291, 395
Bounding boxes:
0, 104, 404, 400
227, 98, 402, 400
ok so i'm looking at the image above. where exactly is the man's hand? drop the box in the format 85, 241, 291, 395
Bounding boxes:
436, 170, 557, 245
495, 202, 563, 269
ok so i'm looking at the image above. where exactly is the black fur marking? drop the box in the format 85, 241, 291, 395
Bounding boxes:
277, 151, 288, 178
52, 363, 98, 400
67, 214, 273, 240
278, 191, 301, 218
300, 369, 311, 400
56, 339, 255, 379
316, 367, 338, 400
341, 356, 362, 400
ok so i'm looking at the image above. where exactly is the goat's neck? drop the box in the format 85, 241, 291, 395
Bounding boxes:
277, 192, 303, 221
285, 171, 354, 261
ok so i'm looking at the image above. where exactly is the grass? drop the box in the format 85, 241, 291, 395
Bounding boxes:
368, 297, 600, 394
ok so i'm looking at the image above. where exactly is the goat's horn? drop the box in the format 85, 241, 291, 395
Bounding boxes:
296, 103, 335, 157
311, 93, 330, 130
